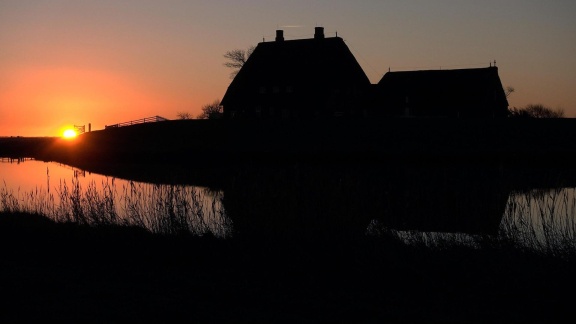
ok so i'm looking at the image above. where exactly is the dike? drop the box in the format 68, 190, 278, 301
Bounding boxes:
5, 118, 576, 169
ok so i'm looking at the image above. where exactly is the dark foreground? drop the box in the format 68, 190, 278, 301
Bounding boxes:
1, 212, 575, 323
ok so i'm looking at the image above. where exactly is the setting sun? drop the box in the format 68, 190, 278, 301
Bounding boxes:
62, 129, 78, 139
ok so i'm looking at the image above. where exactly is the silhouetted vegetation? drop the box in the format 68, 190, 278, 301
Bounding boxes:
197, 99, 223, 119
1, 176, 228, 237
509, 104, 565, 118
223, 45, 255, 78
504, 85, 515, 98
176, 111, 192, 119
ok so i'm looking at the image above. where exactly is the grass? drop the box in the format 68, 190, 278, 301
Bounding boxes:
499, 188, 576, 258
1, 174, 230, 238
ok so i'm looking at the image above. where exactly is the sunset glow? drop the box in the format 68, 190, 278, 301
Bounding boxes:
0, 66, 179, 137
1, 1, 575, 137
62, 129, 78, 139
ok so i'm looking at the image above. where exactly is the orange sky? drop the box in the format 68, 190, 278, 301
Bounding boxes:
1, 0, 575, 137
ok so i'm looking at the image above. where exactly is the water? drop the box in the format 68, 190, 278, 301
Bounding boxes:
1, 158, 576, 252
0, 159, 231, 237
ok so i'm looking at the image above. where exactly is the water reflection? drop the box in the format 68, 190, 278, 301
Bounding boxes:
502, 187, 576, 251
0, 159, 230, 237
2, 158, 576, 250
221, 162, 510, 242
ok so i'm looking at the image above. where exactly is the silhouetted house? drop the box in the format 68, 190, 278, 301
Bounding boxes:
221, 28, 509, 119
221, 27, 372, 119
374, 67, 509, 118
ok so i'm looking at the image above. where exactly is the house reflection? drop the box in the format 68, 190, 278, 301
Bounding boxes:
221, 161, 511, 242
378, 163, 509, 235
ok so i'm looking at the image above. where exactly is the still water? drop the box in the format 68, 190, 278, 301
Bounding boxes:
1, 158, 576, 252
0, 159, 230, 237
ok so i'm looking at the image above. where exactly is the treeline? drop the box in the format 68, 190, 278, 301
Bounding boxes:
508, 104, 565, 118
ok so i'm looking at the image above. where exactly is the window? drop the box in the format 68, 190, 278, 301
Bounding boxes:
259, 86, 266, 94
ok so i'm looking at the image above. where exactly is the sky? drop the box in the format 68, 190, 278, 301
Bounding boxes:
1, 0, 575, 137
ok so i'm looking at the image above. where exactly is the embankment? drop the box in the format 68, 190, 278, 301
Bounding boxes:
4, 118, 576, 170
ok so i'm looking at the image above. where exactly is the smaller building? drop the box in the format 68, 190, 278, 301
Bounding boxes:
373, 67, 509, 118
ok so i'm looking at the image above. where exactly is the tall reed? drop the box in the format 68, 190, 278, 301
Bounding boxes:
120, 180, 230, 237
500, 187, 576, 257
1, 175, 231, 238
367, 187, 576, 257
3, 172, 576, 254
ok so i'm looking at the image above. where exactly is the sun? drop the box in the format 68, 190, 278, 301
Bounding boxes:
62, 129, 78, 139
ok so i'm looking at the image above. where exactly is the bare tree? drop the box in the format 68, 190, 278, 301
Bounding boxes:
223, 45, 255, 78
176, 112, 192, 120
505, 86, 515, 98
509, 104, 564, 118
197, 100, 223, 119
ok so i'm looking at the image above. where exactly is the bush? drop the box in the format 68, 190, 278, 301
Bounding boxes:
508, 104, 564, 118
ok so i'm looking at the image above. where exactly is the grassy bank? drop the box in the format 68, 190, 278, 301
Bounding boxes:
1, 209, 575, 323
5, 118, 576, 168
0, 136, 59, 158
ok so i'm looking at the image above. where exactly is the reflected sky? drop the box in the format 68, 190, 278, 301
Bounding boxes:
0, 159, 230, 237
2, 158, 576, 254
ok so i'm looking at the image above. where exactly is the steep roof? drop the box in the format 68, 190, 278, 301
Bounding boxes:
221, 34, 371, 107
376, 67, 509, 117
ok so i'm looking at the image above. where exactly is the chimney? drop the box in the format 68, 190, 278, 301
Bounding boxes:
275, 29, 284, 42
314, 26, 324, 39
